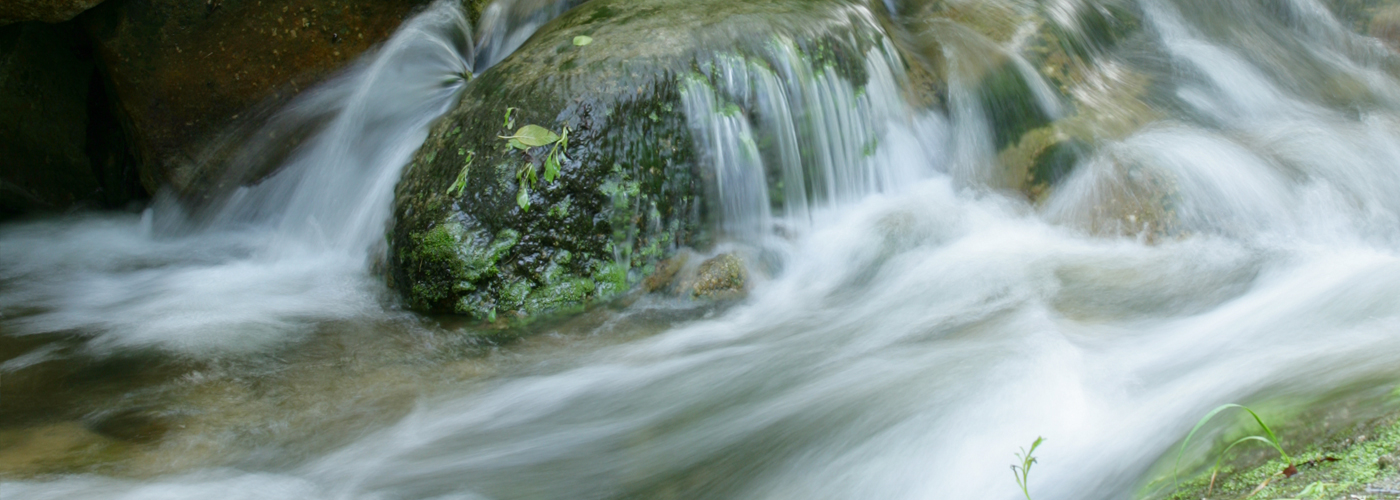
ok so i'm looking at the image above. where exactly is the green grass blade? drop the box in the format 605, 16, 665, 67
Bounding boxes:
1237, 406, 1290, 463
1213, 435, 1278, 471
1175, 404, 1245, 487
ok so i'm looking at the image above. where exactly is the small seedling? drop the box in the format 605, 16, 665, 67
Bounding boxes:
1011, 436, 1044, 500
503, 107, 517, 129
1174, 404, 1295, 496
500, 122, 570, 211
446, 150, 474, 197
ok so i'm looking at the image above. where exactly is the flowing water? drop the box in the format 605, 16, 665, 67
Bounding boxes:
8, 0, 1400, 498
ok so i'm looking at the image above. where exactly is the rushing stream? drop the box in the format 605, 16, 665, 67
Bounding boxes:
8, 0, 1400, 498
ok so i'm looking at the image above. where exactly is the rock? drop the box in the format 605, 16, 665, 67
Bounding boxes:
0, 0, 106, 25
642, 252, 690, 294
0, 22, 99, 215
85, 406, 172, 443
690, 253, 748, 299
390, 0, 884, 320
77, 0, 449, 198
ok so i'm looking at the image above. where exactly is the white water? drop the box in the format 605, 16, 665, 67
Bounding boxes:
10, 0, 1400, 498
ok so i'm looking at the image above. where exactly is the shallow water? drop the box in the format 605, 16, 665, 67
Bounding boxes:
9, 0, 1400, 499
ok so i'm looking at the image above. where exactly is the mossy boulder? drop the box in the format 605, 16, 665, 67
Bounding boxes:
390, 0, 885, 321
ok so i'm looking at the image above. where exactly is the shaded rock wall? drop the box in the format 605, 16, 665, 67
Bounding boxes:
78, 0, 441, 198
0, 0, 106, 25
0, 22, 123, 215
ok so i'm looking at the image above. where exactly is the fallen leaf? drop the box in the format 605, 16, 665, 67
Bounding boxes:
500, 125, 560, 147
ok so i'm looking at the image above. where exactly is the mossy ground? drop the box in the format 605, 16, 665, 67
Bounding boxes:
1143, 387, 1400, 500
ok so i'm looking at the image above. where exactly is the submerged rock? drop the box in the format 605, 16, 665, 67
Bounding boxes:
390, 0, 885, 320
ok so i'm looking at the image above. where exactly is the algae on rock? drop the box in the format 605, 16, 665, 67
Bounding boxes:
390, 0, 889, 322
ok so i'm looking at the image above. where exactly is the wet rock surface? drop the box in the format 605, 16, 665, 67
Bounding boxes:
0, 0, 106, 25
0, 22, 99, 215
78, 0, 446, 198
390, 0, 882, 321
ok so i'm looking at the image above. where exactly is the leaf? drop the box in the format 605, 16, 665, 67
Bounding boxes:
573, 35, 593, 46
507, 138, 529, 151
503, 107, 516, 129
544, 153, 560, 183
500, 124, 560, 147
517, 185, 531, 211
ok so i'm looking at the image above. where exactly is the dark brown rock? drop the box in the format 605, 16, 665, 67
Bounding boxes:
0, 22, 99, 215
0, 0, 106, 25
78, 0, 444, 197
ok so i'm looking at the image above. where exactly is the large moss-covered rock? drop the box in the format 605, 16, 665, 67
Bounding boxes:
390, 0, 884, 320
77, 0, 464, 197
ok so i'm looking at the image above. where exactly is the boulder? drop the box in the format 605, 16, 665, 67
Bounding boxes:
0, 0, 106, 25
0, 22, 99, 215
78, 0, 451, 197
390, 0, 884, 320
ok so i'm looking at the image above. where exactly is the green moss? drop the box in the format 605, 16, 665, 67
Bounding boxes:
591, 260, 631, 301
1145, 392, 1400, 500
979, 61, 1052, 151
1162, 419, 1400, 499
524, 277, 596, 316
400, 223, 519, 313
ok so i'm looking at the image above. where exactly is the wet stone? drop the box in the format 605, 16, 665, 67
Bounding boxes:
690, 253, 748, 300
85, 407, 174, 444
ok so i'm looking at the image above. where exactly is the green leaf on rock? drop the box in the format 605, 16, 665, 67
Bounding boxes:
500, 124, 560, 147
544, 153, 560, 183
517, 185, 531, 211
573, 35, 593, 46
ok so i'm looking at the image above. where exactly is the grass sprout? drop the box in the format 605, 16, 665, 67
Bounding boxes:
1012, 436, 1044, 500
1174, 404, 1295, 497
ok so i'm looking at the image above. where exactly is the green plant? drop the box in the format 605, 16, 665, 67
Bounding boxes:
1011, 436, 1044, 500
446, 150, 474, 197
500, 123, 570, 211
1174, 404, 1295, 496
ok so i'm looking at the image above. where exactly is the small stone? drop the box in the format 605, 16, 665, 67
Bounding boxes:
643, 252, 689, 293
691, 253, 748, 299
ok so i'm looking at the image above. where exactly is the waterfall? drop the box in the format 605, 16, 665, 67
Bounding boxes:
680, 36, 946, 242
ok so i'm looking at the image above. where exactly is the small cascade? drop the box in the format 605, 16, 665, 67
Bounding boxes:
0, 0, 579, 354
680, 35, 945, 242
185, 0, 583, 258
473, 0, 590, 70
